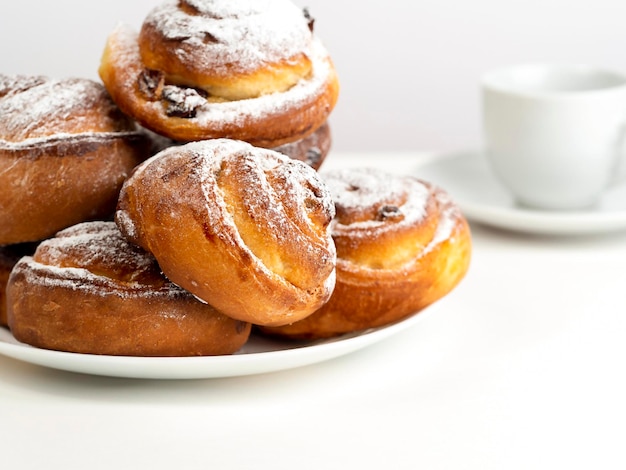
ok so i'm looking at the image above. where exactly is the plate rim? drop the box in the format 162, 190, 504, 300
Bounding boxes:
0, 306, 433, 380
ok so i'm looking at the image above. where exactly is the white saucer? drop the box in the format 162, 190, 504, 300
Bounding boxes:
414, 150, 626, 236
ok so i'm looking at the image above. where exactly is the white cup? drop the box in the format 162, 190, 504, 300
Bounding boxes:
482, 64, 626, 210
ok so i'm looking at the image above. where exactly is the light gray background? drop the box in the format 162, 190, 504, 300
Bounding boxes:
2, 0, 626, 153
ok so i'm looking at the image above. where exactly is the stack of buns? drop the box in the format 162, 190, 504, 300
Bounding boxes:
0, 0, 471, 357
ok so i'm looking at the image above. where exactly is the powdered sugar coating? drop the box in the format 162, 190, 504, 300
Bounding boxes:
425, 187, 459, 251
124, 139, 336, 271
195, 37, 329, 124
0, 131, 143, 152
12, 261, 181, 300
190, 139, 336, 227
143, 0, 312, 74
129, 138, 335, 221
40, 221, 154, 274
0, 75, 130, 142
192, 140, 336, 284
19, 222, 188, 300
324, 168, 430, 233
185, 0, 283, 18
323, 168, 462, 272
0, 75, 46, 97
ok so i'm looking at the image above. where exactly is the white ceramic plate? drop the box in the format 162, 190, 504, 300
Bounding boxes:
415, 150, 626, 236
0, 308, 431, 380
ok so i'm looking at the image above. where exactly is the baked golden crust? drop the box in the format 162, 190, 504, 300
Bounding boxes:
259, 168, 472, 339
115, 139, 337, 327
138, 0, 314, 100
0, 75, 152, 245
6, 222, 251, 356
98, 0, 339, 147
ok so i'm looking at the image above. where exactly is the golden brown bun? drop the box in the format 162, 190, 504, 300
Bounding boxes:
260, 168, 472, 339
0, 243, 37, 327
0, 75, 152, 245
116, 139, 337, 327
7, 222, 251, 356
272, 121, 331, 170
98, 0, 339, 147
138, 0, 314, 100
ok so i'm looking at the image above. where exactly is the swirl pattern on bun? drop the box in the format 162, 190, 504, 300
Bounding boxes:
260, 168, 472, 339
116, 139, 337, 326
7, 222, 251, 356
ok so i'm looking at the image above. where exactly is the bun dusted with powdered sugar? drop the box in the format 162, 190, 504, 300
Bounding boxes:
115, 139, 337, 327
6, 222, 251, 356
99, 0, 339, 148
0, 74, 151, 245
260, 168, 472, 339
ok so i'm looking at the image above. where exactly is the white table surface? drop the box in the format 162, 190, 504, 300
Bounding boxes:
1, 152, 625, 470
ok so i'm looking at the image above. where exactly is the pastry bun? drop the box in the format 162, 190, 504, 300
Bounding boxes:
7, 222, 251, 356
99, 0, 339, 147
260, 168, 472, 339
116, 139, 337, 327
0, 74, 151, 245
